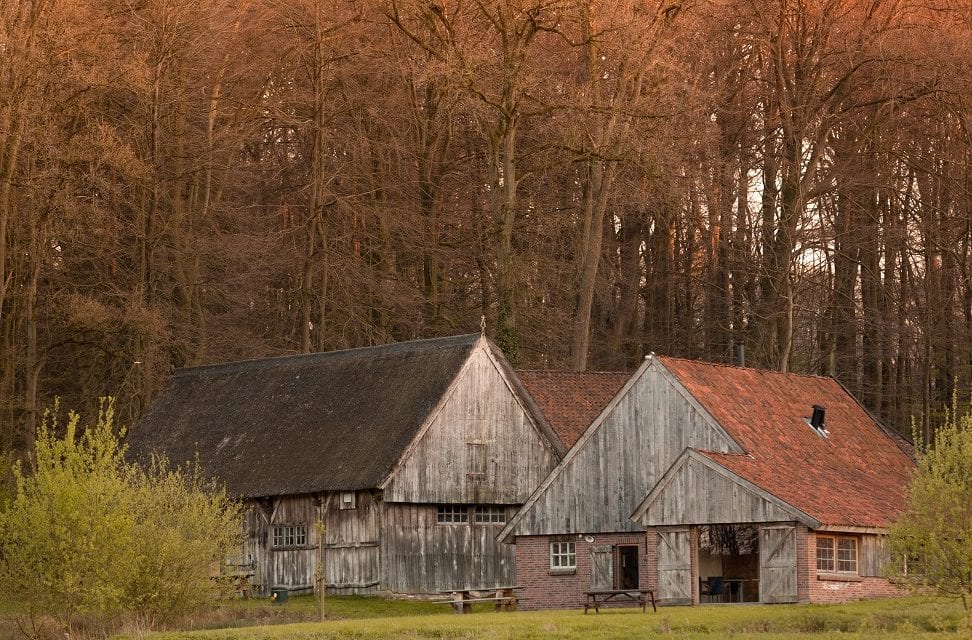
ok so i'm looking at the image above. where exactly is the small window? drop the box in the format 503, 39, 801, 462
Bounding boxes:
272, 524, 307, 548
436, 505, 468, 524
817, 535, 858, 573
550, 541, 576, 569
837, 537, 858, 573
474, 506, 506, 524
340, 491, 356, 510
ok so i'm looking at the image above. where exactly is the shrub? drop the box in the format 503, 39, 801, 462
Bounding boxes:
0, 399, 242, 637
888, 408, 972, 626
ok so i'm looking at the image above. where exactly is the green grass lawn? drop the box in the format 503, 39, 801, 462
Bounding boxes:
121, 595, 969, 640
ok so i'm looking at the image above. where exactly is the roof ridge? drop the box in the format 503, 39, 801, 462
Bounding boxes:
656, 354, 834, 381
516, 369, 630, 376
173, 334, 480, 378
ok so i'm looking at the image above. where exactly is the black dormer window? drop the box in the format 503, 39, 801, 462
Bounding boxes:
807, 404, 828, 436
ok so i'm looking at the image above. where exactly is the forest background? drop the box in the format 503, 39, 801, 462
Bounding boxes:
1, 0, 970, 457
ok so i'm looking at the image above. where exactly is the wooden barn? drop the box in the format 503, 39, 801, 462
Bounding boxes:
128, 334, 565, 596
502, 355, 914, 608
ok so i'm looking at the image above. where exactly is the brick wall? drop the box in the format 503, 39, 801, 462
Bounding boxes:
514, 532, 650, 610
803, 530, 906, 603
796, 524, 810, 603
516, 527, 905, 610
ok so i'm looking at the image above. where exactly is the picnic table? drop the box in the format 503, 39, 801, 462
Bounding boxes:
584, 589, 656, 613
436, 586, 523, 614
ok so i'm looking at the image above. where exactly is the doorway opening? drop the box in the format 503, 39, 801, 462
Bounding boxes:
616, 545, 639, 590
698, 524, 760, 603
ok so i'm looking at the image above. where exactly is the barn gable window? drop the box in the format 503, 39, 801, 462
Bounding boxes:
436, 505, 468, 524
816, 535, 858, 573
467, 442, 488, 480
473, 506, 506, 524
340, 491, 356, 510
272, 524, 308, 548
550, 541, 576, 570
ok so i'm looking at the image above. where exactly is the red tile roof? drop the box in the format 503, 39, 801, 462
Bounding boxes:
658, 357, 915, 529
517, 370, 629, 448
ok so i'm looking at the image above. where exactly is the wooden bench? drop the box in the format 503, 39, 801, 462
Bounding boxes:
435, 586, 523, 614
584, 589, 656, 613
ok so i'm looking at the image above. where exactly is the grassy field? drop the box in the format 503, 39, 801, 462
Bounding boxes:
120, 595, 969, 640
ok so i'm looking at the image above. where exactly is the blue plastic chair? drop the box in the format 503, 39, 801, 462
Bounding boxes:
701, 576, 724, 603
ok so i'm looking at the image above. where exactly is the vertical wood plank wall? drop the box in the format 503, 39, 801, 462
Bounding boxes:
242, 491, 381, 594
383, 348, 559, 504
381, 503, 516, 593
323, 491, 381, 593
243, 495, 319, 593
514, 363, 741, 536
639, 457, 799, 526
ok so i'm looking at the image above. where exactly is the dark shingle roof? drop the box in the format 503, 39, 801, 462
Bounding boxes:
659, 357, 915, 528
128, 334, 480, 498
517, 370, 629, 448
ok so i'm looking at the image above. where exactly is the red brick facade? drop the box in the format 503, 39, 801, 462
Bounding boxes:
515, 525, 903, 609
803, 529, 906, 603
514, 532, 653, 610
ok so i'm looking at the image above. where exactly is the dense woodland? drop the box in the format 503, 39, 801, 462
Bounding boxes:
1, 0, 970, 455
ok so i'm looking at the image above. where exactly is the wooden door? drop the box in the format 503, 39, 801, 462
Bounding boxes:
656, 528, 692, 605
759, 525, 797, 603
590, 544, 614, 591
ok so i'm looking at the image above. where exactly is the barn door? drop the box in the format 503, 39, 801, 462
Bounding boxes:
656, 528, 692, 605
759, 525, 797, 603
590, 545, 614, 590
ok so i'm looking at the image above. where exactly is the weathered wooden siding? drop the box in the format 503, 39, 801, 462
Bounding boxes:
243, 495, 319, 593
759, 525, 798, 603
383, 347, 560, 504
242, 491, 382, 595
511, 361, 742, 536
656, 528, 693, 605
322, 491, 381, 593
381, 503, 516, 593
638, 455, 801, 526
859, 534, 889, 577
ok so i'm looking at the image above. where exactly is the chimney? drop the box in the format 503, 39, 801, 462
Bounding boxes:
810, 405, 826, 431
734, 343, 745, 368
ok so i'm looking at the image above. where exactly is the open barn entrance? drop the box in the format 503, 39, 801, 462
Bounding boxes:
697, 525, 760, 603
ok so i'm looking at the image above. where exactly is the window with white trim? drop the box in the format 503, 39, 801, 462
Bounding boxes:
272, 524, 307, 548
340, 491, 356, 510
473, 506, 506, 524
550, 541, 576, 569
816, 535, 858, 573
436, 505, 468, 524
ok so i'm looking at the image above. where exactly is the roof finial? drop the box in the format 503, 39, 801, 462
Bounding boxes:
480, 315, 487, 334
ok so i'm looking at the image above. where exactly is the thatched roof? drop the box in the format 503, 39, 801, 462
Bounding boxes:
127, 334, 481, 498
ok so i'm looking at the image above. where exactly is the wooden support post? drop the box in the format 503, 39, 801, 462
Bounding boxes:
316, 520, 327, 622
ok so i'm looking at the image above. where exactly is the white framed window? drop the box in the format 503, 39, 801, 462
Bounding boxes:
340, 491, 356, 510
550, 541, 576, 569
473, 506, 506, 524
272, 524, 307, 548
836, 537, 858, 572
816, 535, 858, 573
436, 505, 468, 524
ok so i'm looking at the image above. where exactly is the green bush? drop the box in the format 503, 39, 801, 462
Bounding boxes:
888, 407, 972, 626
0, 399, 242, 636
